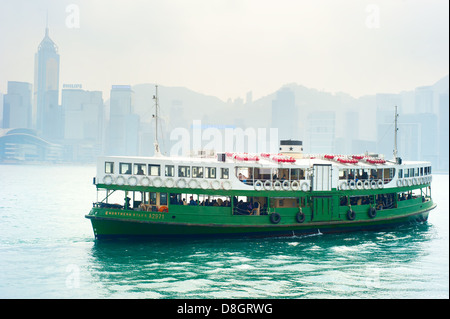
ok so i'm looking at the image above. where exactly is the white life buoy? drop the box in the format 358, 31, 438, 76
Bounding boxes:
264, 180, 272, 191
128, 176, 138, 186
291, 180, 300, 191
200, 180, 209, 189
188, 179, 198, 189
254, 180, 264, 191
301, 182, 309, 192
176, 178, 187, 188
153, 177, 163, 188
370, 180, 377, 189
349, 180, 356, 190
356, 180, 363, 190
273, 181, 282, 191
403, 179, 408, 187
377, 180, 384, 189
282, 180, 290, 191
211, 180, 221, 190
222, 180, 232, 190
396, 179, 403, 187
413, 178, 417, 185
408, 179, 412, 186
165, 178, 174, 188
103, 175, 113, 185
116, 175, 125, 186
340, 181, 348, 190
140, 176, 150, 186
363, 180, 370, 190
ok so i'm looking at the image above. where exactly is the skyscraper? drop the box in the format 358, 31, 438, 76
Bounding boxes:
105, 85, 140, 156
271, 87, 299, 140
414, 86, 434, 114
305, 111, 336, 154
34, 25, 61, 139
438, 93, 449, 171
61, 85, 104, 162
2, 81, 32, 129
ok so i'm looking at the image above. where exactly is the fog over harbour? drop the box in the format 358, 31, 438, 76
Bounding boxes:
0, 0, 448, 171
0, 1, 449, 301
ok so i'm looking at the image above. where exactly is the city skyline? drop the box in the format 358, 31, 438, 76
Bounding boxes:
0, 0, 448, 172
0, 0, 448, 102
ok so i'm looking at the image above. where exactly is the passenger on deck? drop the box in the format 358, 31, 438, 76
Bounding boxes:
246, 202, 253, 214
124, 196, 131, 210
262, 203, 268, 214
189, 196, 197, 205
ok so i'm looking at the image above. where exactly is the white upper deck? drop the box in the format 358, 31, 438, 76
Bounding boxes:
95, 152, 432, 192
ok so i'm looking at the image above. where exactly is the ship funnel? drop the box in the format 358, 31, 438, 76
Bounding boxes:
279, 140, 303, 158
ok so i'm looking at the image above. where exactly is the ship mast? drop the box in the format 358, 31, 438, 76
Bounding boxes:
393, 105, 399, 162
152, 85, 161, 156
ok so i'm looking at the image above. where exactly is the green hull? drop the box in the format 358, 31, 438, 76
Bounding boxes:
86, 192, 436, 239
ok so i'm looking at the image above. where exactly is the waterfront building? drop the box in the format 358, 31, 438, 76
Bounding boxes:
0, 128, 63, 162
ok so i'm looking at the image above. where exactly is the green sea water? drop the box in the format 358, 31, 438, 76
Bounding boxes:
0, 164, 448, 299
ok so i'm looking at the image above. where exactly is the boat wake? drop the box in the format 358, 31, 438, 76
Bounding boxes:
290, 229, 323, 239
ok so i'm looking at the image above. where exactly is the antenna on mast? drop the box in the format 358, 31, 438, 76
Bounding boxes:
393, 105, 401, 164
152, 85, 161, 156
45, 10, 49, 36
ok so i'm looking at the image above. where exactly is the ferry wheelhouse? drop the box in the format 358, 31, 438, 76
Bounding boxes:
86, 141, 436, 239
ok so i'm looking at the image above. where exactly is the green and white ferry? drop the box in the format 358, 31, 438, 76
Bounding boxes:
86, 103, 436, 239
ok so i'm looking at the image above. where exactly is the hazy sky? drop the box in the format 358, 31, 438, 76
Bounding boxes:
0, 0, 448, 101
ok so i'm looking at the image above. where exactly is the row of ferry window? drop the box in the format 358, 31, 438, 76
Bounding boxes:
105, 162, 230, 179
398, 166, 431, 178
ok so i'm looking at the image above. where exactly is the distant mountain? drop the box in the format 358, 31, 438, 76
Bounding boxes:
128, 75, 448, 143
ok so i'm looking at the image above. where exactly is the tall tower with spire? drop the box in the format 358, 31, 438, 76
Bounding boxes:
33, 21, 61, 139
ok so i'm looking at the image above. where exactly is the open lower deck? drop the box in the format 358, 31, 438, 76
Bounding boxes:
86, 180, 435, 238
